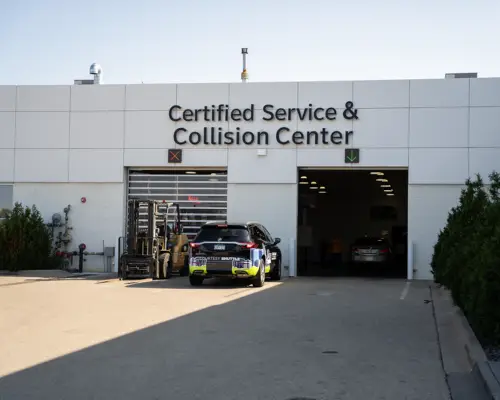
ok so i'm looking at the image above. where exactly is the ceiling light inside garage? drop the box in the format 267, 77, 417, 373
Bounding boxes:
319, 190, 327, 194
370, 172, 384, 176
319, 186, 325, 190
381, 185, 391, 188
386, 193, 395, 196
310, 181, 317, 185
300, 176, 307, 179
185, 171, 196, 174
376, 178, 388, 182
310, 186, 318, 190
384, 189, 394, 192
299, 181, 309, 185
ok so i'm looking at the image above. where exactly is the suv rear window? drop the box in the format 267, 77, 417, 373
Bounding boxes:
354, 237, 387, 246
194, 225, 250, 242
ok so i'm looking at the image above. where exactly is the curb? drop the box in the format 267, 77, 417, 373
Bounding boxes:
437, 285, 500, 399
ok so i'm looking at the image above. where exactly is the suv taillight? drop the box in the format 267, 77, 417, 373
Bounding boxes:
240, 242, 259, 249
189, 242, 200, 248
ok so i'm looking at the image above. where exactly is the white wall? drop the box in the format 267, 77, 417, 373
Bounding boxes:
2, 78, 500, 279
227, 183, 297, 276
407, 184, 464, 280
13, 183, 124, 272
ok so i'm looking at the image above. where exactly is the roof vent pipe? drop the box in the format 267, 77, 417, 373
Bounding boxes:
90, 63, 103, 84
241, 48, 248, 82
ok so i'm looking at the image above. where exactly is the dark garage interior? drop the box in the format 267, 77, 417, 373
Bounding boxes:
297, 169, 408, 278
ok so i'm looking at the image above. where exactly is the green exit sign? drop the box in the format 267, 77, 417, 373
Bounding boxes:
345, 148, 360, 164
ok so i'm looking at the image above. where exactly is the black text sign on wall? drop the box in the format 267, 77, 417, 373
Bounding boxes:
169, 101, 359, 147
344, 148, 360, 164
168, 149, 182, 163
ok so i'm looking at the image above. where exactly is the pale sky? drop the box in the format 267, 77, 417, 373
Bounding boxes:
1, 0, 499, 85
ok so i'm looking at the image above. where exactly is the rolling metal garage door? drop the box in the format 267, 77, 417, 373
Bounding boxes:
127, 170, 228, 239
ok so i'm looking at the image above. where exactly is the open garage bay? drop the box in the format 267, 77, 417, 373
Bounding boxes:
297, 169, 408, 278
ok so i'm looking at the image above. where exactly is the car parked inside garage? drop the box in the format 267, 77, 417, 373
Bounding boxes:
350, 236, 393, 265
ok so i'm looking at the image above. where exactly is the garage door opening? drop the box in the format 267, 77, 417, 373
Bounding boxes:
296, 169, 408, 278
127, 169, 227, 240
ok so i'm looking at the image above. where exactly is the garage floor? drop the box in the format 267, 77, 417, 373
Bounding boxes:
0, 275, 463, 399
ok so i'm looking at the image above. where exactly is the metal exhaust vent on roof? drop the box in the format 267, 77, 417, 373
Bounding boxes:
74, 63, 103, 85
445, 72, 478, 79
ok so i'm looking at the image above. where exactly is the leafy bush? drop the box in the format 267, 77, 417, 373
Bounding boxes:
431, 172, 500, 345
0, 202, 57, 272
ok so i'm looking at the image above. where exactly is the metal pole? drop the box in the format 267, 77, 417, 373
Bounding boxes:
241, 48, 248, 82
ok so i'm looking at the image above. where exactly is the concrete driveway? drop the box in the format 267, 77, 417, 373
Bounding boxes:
0, 275, 451, 399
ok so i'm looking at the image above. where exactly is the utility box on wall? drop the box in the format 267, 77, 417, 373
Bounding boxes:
104, 247, 115, 257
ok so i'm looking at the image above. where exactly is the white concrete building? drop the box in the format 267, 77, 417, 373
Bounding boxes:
1, 76, 499, 279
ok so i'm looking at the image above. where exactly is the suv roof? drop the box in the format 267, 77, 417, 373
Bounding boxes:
203, 221, 263, 228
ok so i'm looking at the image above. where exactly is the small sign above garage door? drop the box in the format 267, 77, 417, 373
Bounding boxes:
168, 149, 182, 163
345, 148, 360, 164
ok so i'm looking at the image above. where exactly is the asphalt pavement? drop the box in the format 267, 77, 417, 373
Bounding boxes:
0, 275, 454, 399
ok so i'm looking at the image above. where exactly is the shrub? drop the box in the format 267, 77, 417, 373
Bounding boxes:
0, 202, 56, 272
431, 172, 500, 346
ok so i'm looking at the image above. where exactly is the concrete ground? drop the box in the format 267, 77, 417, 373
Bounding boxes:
0, 274, 477, 399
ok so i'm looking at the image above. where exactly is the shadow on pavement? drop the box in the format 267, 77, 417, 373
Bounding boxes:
0, 278, 451, 399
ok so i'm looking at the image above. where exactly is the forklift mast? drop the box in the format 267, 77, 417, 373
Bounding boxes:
165, 202, 182, 234
125, 199, 165, 256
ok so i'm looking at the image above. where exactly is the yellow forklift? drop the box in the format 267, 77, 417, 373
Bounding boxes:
119, 200, 190, 280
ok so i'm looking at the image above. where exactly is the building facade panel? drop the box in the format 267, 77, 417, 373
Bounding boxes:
407, 184, 464, 280
469, 107, 500, 147
409, 148, 469, 184
70, 84, 126, 111
297, 81, 353, 109
15, 111, 70, 149
352, 108, 409, 148
176, 148, 228, 167
124, 111, 177, 149
227, 149, 297, 184
410, 78, 470, 108
0, 150, 14, 182
0, 112, 16, 148
409, 108, 469, 148
125, 83, 177, 111
70, 111, 124, 149
177, 83, 229, 109
13, 182, 124, 269
16, 85, 70, 111
69, 149, 124, 183
14, 149, 69, 182
124, 149, 169, 167
0, 86, 16, 111
353, 80, 410, 109
469, 148, 500, 183
296, 148, 345, 167
357, 148, 409, 168
469, 78, 500, 107
229, 82, 298, 109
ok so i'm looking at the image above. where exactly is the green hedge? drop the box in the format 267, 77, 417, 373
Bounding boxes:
0, 202, 61, 272
431, 172, 500, 346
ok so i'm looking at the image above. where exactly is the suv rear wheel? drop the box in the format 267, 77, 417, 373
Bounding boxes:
252, 259, 266, 288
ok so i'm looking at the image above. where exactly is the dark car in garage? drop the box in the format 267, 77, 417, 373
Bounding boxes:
350, 236, 393, 264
